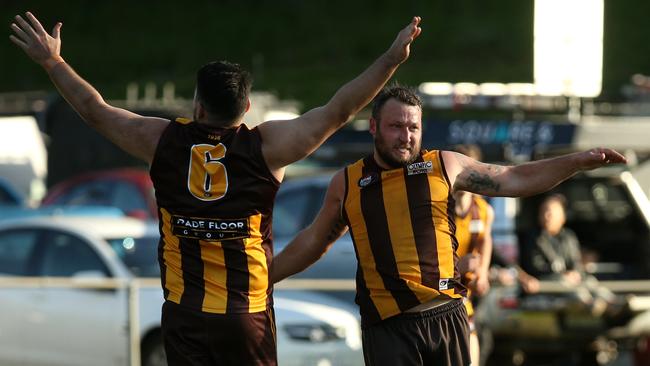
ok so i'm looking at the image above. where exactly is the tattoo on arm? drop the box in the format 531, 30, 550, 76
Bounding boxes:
325, 217, 348, 243
466, 170, 501, 193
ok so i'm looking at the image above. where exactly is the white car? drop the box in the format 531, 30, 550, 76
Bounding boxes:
0, 215, 363, 366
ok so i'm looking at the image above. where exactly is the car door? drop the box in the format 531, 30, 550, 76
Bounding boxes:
273, 179, 357, 303
26, 229, 129, 366
0, 228, 43, 365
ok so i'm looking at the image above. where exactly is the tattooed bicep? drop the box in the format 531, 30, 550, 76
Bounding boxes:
325, 216, 348, 243
457, 164, 505, 194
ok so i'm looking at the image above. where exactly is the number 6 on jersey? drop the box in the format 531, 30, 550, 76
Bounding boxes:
188, 144, 228, 201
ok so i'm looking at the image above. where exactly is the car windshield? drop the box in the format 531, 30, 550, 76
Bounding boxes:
273, 182, 327, 239
106, 236, 160, 277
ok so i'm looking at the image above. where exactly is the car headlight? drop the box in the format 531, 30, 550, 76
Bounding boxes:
283, 323, 346, 342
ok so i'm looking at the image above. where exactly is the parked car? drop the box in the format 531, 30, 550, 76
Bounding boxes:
273, 175, 358, 304
0, 177, 25, 206
0, 216, 363, 366
0, 204, 126, 222
41, 168, 157, 220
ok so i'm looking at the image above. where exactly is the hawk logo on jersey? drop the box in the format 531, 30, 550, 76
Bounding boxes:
407, 160, 433, 175
358, 173, 379, 188
439, 278, 450, 290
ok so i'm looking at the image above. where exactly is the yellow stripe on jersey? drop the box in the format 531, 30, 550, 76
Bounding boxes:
381, 170, 430, 304
245, 213, 268, 312
200, 239, 228, 312
161, 208, 184, 303
427, 151, 456, 294
175, 117, 192, 125
345, 163, 401, 317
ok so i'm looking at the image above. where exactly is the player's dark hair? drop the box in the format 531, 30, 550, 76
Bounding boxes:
196, 61, 252, 124
371, 83, 422, 123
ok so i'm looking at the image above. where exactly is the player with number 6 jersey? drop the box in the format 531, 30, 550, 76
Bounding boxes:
150, 117, 279, 314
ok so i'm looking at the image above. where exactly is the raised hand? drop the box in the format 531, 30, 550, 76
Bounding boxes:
10, 11, 64, 70
385, 16, 422, 65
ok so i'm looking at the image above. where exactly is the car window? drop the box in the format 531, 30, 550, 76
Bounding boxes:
0, 229, 39, 275
38, 231, 109, 277
107, 236, 160, 277
0, 186, 20, 205
56, 180, 114, 206
113, 182, 148, 213
273, 186, 322, 238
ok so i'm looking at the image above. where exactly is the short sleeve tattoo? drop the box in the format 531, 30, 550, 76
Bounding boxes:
461, 164, 505, 194
326, 217, 348, 243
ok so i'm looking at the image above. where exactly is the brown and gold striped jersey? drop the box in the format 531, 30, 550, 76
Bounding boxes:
343, 149, 466, 327
150, 118, 280, 314
455, 195, 490, 257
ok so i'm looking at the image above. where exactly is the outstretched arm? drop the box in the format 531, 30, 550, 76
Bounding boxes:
443, 148, 627, 197
271, 170, 348, 283
258, 17, 422, 177
10, 12, 169, 164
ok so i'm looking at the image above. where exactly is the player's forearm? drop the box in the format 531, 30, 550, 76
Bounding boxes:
47, 61, 108, 126
503, 154, 582, 197
324, 53, 399, 126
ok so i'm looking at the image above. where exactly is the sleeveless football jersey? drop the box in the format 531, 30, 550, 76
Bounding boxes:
150, 118, 279, 314
343, 150, 466, 327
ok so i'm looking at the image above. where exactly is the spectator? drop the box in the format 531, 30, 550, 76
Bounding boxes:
520, 193, 617, 316
520, 194, 583, 283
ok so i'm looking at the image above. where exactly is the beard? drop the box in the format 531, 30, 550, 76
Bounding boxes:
374, 131, 421, 169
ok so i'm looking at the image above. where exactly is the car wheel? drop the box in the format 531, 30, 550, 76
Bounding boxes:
142, 332, 167, 366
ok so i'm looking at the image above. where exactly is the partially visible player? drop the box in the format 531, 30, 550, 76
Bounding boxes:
451, 144, 493, 366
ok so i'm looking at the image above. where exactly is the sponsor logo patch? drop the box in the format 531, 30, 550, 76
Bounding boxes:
171, 215, 249, 241
358, 173, 379, 188
439, 278, 450, 290
407, 160, 433, 175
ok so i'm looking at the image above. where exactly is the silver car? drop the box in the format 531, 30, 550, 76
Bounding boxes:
0, 215, 363, 366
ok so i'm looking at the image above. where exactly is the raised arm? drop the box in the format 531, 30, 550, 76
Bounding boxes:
258, 17, 422, 175
442, 148, 627, 197
271, 170, 348, 283
10, 12, 169, 164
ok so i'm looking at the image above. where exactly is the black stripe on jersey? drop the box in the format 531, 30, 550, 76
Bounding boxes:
439, 150, 452, 187
179, 238, 205, 309
342, 172, 382, 326
360, 163, 420, 313
355, 263, 382, 328
446, 190, 461, 282
403, 156, 439, 289
224, 239, 250, 312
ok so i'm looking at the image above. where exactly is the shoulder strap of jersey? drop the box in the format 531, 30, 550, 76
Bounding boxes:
175, 117, 192, 125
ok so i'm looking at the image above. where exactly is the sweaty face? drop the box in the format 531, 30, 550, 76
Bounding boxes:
372, 99, 422, 169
